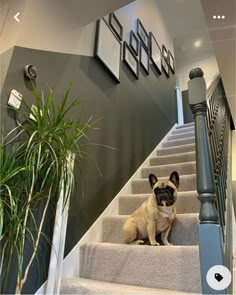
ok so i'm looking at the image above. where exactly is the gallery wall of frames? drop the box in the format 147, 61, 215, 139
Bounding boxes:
94, 13, 175, 83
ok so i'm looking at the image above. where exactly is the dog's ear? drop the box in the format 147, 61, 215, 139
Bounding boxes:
149, 174, 158, 188
169, 171, 179, 188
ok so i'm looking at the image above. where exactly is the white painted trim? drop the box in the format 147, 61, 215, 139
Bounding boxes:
175, 76, 184, 125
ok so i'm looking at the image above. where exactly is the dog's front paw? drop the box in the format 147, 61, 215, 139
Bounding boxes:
150, 241, 160, 246
136, 240, 145, 245
164, 242, 173, 246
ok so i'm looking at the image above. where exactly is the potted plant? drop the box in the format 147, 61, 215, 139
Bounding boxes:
0, 83, 95, 294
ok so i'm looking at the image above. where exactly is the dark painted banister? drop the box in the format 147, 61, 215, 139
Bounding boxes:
188, 68, 219, 224
188, 68, 226, 294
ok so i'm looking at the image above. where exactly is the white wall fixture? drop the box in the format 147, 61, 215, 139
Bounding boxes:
29, 104, 42, 121
8, 89, 22, 109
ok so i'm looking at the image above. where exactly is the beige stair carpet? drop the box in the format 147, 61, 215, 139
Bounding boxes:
61, 122, 202, 294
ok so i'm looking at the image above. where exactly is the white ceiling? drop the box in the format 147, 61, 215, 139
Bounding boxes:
157, 0, 236, 123
156, 0, 216, 68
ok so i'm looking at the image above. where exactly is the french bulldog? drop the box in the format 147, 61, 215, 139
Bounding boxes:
122, 171, 179, 246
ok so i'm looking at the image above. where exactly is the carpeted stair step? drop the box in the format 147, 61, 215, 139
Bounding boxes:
79, 243, 201, 293
172, 126, 195, 135
163, 137, 195, 148
156, 144, 195, 156
118, 191, 199, 215
150, 152, 195, 166
60, 277, 199, 294
167, 131, 195, 141
141, 161, 196, 178
176, 122, 194, 129
101, 214, 199, 245
131, 174, 196, 193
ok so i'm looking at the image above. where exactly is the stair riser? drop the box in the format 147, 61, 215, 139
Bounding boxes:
79, 243, 201, 293
141, 162, 196, 178
172, 127, 195, 135
102, 215, 199, 245
167, 132, 195, 141
118, 193, 200, 215
150, 152, 196, 166
131, 175, 196, 193
156, 144, 195, 156
163, 137, 195, 148
176, 123, 194, 129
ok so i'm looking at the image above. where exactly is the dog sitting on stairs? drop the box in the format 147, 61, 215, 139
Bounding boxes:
122, 171, 179, 246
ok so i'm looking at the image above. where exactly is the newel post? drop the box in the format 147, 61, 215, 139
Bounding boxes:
188, 68, 225, 294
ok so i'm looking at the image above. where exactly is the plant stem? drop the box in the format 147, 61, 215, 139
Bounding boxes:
0, 238, 9, 277
15, 173, 35, 294
16, 189, 51, 293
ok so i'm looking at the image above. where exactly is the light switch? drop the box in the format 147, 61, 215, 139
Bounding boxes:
8, 89, 23, 109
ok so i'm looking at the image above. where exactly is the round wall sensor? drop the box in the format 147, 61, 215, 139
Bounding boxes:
24, 65, 38, 80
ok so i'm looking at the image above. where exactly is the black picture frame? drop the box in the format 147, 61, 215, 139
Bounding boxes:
168, 50, 175, 74
162, 44, 169, 62
149, 32, 162, 75
130, 30, 139, 56
123, 41, 139, 79
162, 54, 169, 78
94, 18, 121, 83
137, 19, 149, 50
140, 42, 150, 75
109, 12, 123, 41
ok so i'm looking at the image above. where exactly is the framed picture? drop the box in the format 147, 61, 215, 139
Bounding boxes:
130, 30, 139, 56
94, 18, 121, 83
109, 12, 123, 41
137, 19, 149, 50
162, 55, 169, 78
140, 42, 149, 74
162, 44, 169, 62
149, 32, 162, 75
123, 41, 139, 79
168, 50, 175, 74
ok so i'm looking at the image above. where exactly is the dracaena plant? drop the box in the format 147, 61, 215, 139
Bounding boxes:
0, 83, 95, 294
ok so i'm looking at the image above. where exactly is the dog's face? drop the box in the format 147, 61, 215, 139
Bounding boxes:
149, 171, 179, 207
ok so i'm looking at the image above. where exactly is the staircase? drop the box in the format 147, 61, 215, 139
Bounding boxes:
60, 122, 202, 294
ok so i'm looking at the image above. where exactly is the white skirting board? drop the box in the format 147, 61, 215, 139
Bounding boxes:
35, 123, 177, 294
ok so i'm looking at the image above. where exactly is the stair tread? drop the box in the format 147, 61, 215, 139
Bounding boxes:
144, 161, 196, 168
142, 161, 196, 178
176, 123, 194, 129
163, 137, 195, 148
119, 191, 197, 197
166, 137, 195, 142
152, 151, 195, 159
60, 277, 200, 294
79, 243, 201, 293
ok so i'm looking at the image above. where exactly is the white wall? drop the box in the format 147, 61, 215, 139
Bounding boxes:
177, 55, 219, 91
114, 0, 174, 55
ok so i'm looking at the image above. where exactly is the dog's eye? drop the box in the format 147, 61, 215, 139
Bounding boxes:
167, 186, 174, 193
154, 188, 161, 194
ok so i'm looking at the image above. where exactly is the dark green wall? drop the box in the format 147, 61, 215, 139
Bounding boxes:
0, 46, 177, 293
